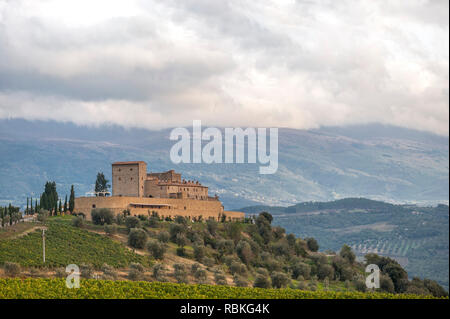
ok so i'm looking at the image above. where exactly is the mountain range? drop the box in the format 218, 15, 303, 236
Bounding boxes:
0, 119, 448, 210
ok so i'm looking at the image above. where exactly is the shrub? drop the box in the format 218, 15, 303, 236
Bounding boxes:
125, 216, 141, 231
101, 263, 118, 280
271, 271, 290, 289
54, 267, 66, 278
339, 245, 356, 264
380, 274, 395, 293
104, 224, 117, 236
253, 275, 271, 288
146, 216, 160, 228
263, 258, 283, 272
128, 228, 148, 249
292, 262, 311, 280
354, 280, 367, 292
152, 263, 167, 282
147, 240, 167, 260
193, 244, 206, 262
225, 223, 242, 242
80, 263, 94, 279
214, 271, 228, 286
272, 240, 290, 256
272, 226, 286, 240
223, 256, 238, 267
332, 256, 354, 281
295, 240, 308, 257
206, 219, 218, 235
128, 263, 144, 281
256, 267, 269, 277
233, 275, 249, 287
176, 247, 186, 256
3, 262, 21, 277
72, 216, 84, 228
37, 210, 49, 222
236, 240, 253, 265
202, 257, 215, 268
297, 280, 307, 290
115, 213, 126, 225
258, 212, 273, 224
306, 238, 319, 252
173, 263, 188, 284
157, 231, 170, 243
91, 208, 114, 225
286, 233, 296, 247
175, 233, 188, 248
128, 268, 143, 281
423, 279, 448, 297
191, 263, 202, 273
169, 223, 186, 242
130, 263, 144, 272
193, 268, 208, 284
230, 262, 247, 276
29, 268, 42, 278
175, 215, 188, 225
217, 239, 234, 256
317, 264, 335, 280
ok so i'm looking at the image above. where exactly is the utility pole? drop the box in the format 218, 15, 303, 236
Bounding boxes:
42, 229, 46, 263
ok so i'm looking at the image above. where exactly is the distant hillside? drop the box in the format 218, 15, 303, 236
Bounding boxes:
240, 198, 449, 290
0, 119, 448, 210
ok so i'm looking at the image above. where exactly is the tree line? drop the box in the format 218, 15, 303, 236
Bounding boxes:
0, 204, 21, 227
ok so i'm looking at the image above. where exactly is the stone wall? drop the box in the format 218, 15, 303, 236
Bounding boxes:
75, 196, 245, 221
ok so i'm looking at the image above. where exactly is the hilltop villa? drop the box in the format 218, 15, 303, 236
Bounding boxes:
75, 161, 244, 221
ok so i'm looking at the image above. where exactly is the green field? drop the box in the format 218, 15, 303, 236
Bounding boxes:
0, 220, 147, 268
0, 278, 444, 299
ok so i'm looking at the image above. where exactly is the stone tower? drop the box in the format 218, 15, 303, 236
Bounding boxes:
112, 161, 147, 197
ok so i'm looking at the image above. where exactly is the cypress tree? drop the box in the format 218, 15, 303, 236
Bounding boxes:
64, 195, 68, 213
8, 204, 12, 225
30, 197, 33, 214
69, 185, 75, 213
26, 197, 29, 215
58, 199, 62, 214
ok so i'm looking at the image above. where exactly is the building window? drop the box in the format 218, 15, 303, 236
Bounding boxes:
118, 177, 121, 181
130, 168, 133, 171
92, 204, 96, 208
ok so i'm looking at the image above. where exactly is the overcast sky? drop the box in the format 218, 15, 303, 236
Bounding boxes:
0, 0, 448, 135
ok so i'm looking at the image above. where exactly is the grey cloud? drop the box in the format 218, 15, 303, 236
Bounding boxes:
0, 0, 448, 135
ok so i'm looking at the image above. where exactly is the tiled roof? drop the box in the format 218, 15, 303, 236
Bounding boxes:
112, 161, 146, 165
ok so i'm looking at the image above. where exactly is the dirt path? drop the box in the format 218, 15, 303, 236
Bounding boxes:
5, 226, 47, 240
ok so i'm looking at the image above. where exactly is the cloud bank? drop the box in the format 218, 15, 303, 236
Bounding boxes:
0, 0, 448, 135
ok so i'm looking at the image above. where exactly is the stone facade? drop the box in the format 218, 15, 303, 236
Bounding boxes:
75, 161, 244, 221
112, 161, 147, 197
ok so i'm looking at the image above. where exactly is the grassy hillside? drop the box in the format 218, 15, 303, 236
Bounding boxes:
0, 219, 148, 268
241, 198, 449, 290
0, 278, 444, 299
0, 212, 447, 298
